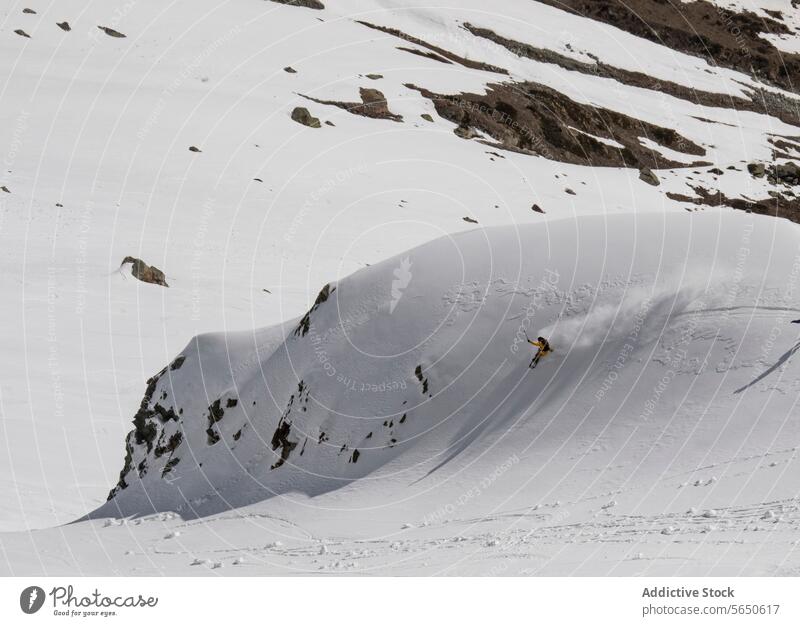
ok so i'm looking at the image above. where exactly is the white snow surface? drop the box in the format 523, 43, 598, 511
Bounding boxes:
0, 0, 799, 574
4, 210, 800, 575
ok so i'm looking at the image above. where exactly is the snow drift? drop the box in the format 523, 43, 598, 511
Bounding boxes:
99, 210, 800, 522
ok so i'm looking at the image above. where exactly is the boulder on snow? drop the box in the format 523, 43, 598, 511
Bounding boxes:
747, 162, 766, 178
773, 161, 800, 186
98, 25, 127, 38
269, 0, 325, 9
639, 167, 660, 186
14, 29, 31, 38
531, 203, 545, 213
291, 107, 321, 128
57, 21, 71, 32
121, 256, 169, 287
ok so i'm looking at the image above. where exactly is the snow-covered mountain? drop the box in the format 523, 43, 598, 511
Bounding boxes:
8, 209, 800, 575
1, 0, 799, 574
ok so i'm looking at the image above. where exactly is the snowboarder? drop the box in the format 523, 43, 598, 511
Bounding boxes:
527, 335, 552, 369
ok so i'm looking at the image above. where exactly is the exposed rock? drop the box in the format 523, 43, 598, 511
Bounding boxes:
365, 73, 383, 80
56, 21, 71, 32
667, 185, 800, 224
0, 186, 9, 193
270, 420, 298, 469
398, 46, 452, 65
408, 81, 705, 168
531, 204, 545, 213
302, 88, 402, 122
421, 113, 434, 122
269, 0, 324, 9
454, 124, 480, 140
639, 167, 660, 186
98, 26, 126, 38
121, 256, 169, 287
23, 8, 36, 14
188, 145, 202, 153
748, 162, 766, 178
463, 22, 799, 128
773, 162, 800, 185
283, 66, 297, 73
291, 106, 321, 128
534, 0, 800, 95
295, 283, 334, 336
414, 365, 430, 395
463, 216, 478, 223
357, 21, 507, 74
14, 29, 31, 38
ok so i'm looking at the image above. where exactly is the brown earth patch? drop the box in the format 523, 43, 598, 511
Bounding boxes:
534, 0, 800, 94
464, 23, 800, 127
302, 87, 403, 122
407, 80, 707, 168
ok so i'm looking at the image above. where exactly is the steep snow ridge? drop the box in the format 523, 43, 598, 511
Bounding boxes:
100, 210, 800, 530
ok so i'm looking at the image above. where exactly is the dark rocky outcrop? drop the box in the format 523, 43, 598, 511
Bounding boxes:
748, 161, 800, 187
534, 0, 800, 94
668, 185, 800, 223
356, 21, 508, 74
269, 0, 324, 9
463, 22, 800, 128
408, 81, 706, 168
98, 26, 126, 38
295, 283, 334, 336
302, 87, 403, 122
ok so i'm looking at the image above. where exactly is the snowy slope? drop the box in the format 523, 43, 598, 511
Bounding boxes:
3, 209, 799, 575
1, 0, 799, 573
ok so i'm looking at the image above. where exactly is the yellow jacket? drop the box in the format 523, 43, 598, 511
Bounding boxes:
528, 339, 551, 352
